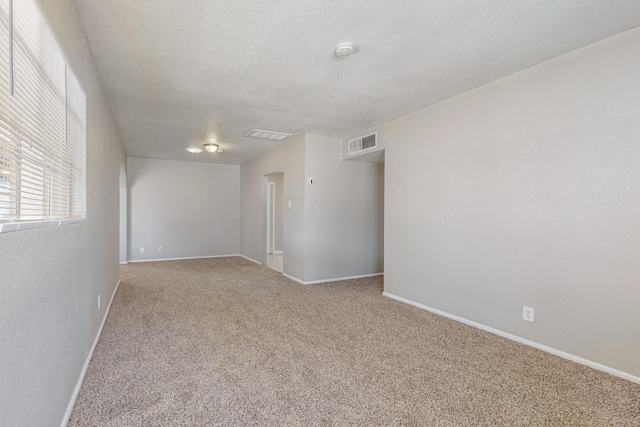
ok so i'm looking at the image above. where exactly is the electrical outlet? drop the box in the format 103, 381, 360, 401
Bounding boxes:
98, 294, 101, 310
158, 246, 163, 253
140, 247, 145, 254
523, 306, 535, 322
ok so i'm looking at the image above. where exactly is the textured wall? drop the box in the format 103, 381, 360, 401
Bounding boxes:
304, 134, 384, 281
127, 158, 240, 261
0, 1, 125, 426
241, 134, 383, 282
364, 28, 640, 378
240, 135, 306, 279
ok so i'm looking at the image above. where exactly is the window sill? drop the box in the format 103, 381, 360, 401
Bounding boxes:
0, 218, 85, 234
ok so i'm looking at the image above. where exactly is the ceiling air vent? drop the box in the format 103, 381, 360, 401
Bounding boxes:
246, 129, 292, 141
348, 132, 377, 155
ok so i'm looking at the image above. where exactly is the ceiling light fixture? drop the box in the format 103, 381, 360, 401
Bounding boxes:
203, 143, 219, 153
335, 42, 354, 58
186, 143, 221, 154
246, 129, 291, 141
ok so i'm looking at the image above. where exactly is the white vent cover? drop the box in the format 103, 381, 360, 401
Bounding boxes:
246, 129, 292, 141
348, 132, 377, 155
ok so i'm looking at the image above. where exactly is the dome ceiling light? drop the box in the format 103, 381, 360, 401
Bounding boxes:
186, 143, 223, 154
203, 143, 219, 153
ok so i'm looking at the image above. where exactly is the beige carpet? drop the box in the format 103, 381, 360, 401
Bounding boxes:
69, 257, 640, 426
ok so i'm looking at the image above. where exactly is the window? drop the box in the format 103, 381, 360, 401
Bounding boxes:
0, 0, 86, 233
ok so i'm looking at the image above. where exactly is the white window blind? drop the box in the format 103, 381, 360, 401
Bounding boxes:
0, 0, 86, 232
66, 65, 86, 219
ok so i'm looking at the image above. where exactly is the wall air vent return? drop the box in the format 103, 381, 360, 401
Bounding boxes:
246, 129, 292, 141
348, 132, 377, 155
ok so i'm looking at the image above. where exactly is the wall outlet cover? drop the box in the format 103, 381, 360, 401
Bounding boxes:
523, 306, 535, 322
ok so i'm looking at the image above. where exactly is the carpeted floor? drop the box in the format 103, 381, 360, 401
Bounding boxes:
69, 257, 640, 426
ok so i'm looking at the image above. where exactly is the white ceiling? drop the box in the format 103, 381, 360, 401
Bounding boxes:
73, 0, 640, 165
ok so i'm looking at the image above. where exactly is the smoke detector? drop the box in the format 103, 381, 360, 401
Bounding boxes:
335, 42, 354, 58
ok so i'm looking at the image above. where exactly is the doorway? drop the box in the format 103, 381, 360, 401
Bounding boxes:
119, 163, 127, 264
267, 182, 275, 254
265, 172, 284, 272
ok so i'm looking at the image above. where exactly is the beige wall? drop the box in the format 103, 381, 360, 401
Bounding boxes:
0, 1, 126, 426
354, 28, 640, 378
127, 157, 240, 261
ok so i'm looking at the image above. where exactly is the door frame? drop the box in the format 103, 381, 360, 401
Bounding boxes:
266, 182, 275, 254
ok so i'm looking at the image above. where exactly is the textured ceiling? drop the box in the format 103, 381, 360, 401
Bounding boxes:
73, 0, 640, 165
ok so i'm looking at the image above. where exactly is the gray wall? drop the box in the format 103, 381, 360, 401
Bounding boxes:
304, 134, 384, 281
240, 134, 383, 283
267, 172, 284, 252
127, 157, 240, 261
0, 1, 126, 426
241, 135, 306, 278
358, 28, 640, 377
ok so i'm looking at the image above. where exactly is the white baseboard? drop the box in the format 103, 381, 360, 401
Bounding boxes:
60, 279, 121, 427
127, 253, 264, 266
119, 261, 128, 265
382, 291, 640, 385
272, 250, 283, 254
128, 254, 242, 263
239, 254, 261, 265
282, 273, 303, 283
284, 272, 383, 285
